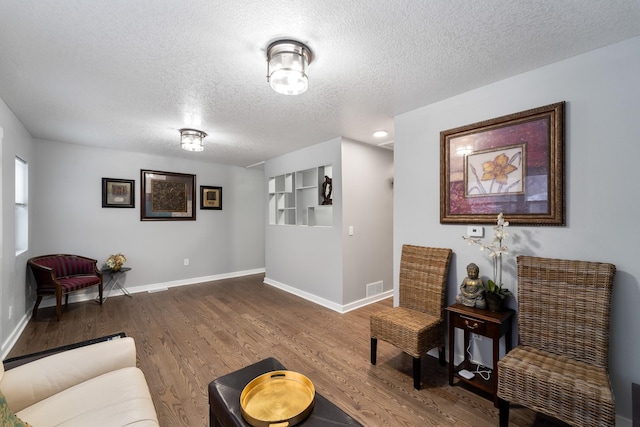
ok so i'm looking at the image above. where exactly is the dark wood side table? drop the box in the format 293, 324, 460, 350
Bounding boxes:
446, 303, 514, 407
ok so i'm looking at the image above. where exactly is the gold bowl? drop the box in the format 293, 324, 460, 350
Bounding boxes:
240, 370, 315, 427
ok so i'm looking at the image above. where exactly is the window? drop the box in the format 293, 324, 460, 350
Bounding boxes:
15, 156, 28, 254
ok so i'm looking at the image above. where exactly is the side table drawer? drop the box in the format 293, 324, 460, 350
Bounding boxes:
452, 314, 487, 335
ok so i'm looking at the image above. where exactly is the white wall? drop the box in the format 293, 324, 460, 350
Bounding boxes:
394, 36, 640, 422
0, 97, 36, 356
341, 139, 393, 303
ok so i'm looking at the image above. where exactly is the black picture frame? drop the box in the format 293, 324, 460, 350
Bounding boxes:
200, 186, 222, 210
102, 178, 135, 208
140, 169, 196, 220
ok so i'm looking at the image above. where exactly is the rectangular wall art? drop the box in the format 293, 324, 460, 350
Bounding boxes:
440, 102, 565, 225
140, 169, 196, 221
200, 186, 222, 210
102, 178, 135, 208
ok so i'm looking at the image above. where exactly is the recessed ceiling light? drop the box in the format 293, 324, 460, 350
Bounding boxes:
373, 130, 388, 138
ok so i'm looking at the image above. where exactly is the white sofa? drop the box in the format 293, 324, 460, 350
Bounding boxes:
0, 336, 159, 426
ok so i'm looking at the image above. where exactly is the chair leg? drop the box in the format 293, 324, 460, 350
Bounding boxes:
56, 290, 63, 321
32, 296, 42, 318
438, 346, 445, 365
413, 357, 421, 390
370, 338, 377, 365
99, 282, 103, 304
498, 398, 510, 427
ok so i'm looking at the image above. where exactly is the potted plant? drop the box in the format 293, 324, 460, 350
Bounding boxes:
463, 212, 513, 311
483, 279, 512, 312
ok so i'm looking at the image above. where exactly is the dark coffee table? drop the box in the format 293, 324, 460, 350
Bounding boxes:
208, 357, 362, 427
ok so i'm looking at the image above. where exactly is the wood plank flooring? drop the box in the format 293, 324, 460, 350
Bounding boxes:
7, 274, 567, 427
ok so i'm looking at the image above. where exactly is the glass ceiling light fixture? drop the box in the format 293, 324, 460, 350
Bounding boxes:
179, 128, 207, 152
266, 39, 314, 95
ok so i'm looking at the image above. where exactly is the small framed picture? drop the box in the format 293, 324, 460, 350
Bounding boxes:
102, 178, 135, 208
201, 186, 222, 210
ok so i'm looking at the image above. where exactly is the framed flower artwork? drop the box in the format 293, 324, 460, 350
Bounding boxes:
440, 102, 565, 225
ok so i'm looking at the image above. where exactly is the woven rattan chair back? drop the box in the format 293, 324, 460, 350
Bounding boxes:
517, 255, 616, 368
398, 245, 452, 317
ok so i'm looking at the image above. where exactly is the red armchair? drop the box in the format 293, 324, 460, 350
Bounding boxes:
27, 254, 103, 321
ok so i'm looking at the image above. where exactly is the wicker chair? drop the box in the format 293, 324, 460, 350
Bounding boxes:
497, 256, 616, 427
370, 245, 452, 389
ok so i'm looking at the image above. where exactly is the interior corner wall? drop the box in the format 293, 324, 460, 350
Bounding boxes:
31, 139, 265, 291
394, 36, 640, 421
0, 95, 36, 357
341, 139, 393, 304
264, 137, 343, 305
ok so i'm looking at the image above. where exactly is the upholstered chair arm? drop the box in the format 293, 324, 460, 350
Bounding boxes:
0, 337, 137, 412
28, 263, 58, 287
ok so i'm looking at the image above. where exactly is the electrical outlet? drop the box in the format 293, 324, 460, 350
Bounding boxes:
183, 258, 189, 266
8, 305, 13, 320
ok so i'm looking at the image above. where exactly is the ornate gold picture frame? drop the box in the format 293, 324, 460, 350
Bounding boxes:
440, 102, 565, 225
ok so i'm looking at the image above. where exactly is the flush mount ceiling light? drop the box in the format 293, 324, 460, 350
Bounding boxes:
373, 130, 388, 138
266, 39, 314, 95
179, 128, 207, 152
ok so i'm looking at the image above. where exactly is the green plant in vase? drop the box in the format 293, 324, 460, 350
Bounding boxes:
463, 212, 513, 311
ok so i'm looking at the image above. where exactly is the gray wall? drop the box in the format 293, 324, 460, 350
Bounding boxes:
341, 139, 393, 303
0, 97, 36, 355
32, 139, 265, 286
394, 36, 640, 422
264, 137, 344, 306
0, 122, 265, 356
264, 137, 394, 310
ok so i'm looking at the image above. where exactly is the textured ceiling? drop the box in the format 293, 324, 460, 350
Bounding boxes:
1, 1, 640, 167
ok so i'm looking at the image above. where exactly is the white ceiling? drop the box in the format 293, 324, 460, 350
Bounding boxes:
1, 1, 639, 167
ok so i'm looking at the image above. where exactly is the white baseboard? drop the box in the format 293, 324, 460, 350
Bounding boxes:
1, 312, 31, 360
263, 277, 393, 314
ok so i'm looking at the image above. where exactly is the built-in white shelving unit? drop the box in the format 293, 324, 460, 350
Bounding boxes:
268, 165, 332, 226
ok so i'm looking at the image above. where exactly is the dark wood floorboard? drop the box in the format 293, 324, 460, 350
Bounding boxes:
7, 274, 568, 427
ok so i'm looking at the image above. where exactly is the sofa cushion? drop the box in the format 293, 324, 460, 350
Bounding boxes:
0, 391, 31, 427
16, 367, 158, 427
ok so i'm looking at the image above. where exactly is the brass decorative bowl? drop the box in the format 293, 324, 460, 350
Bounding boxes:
240, 370, 315, 427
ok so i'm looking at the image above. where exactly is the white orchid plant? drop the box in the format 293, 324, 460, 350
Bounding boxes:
462, 212, 513, 299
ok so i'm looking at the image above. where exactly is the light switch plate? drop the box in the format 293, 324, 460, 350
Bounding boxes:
467, 226, 484, 237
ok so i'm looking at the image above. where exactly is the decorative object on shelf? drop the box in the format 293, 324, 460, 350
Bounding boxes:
440, 101, 565, 225
102, 178, 135, 208
463, 212, 513, 311
456, 263, 487, 309
179, 128, 207, 152
140, 169, 196, 221
266, 39, 314, 95
321, 175, 332, 205
200, 186, 222, 210
105, 253, 127, 272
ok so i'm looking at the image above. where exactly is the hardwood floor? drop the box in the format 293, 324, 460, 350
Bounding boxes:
7, 274, 567, 426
